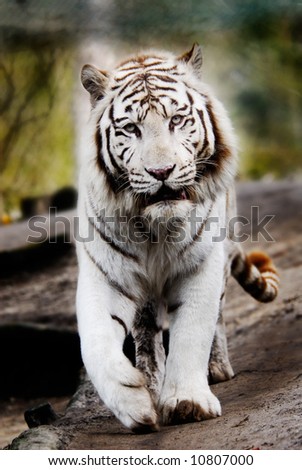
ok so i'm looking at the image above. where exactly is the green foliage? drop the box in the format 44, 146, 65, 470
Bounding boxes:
0, 45, 75, 213
1, 0, 301, 215
112, 0, 302, 180
112, 0, 300, 45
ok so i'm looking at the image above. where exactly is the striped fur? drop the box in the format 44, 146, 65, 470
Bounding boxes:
232, 250, 279, 303
76, 44, 279, 432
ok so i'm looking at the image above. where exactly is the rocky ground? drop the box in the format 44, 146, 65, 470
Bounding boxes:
1, 180, 301, 450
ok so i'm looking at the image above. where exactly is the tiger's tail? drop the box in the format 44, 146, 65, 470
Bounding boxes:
231, 250, 279, 303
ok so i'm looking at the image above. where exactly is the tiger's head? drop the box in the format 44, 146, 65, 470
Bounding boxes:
81, 44, 237, 219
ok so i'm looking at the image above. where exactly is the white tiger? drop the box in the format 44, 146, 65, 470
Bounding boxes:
76, 44, 279, 432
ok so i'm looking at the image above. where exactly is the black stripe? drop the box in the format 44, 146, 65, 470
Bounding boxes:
109, 104, 115, 122
186, 92, 194, 105
167, 301, 183, 313
95, 126, 103, 170
178, 104, 189, 112
148, 85, 176, 93
87, 213, 140, 262
145, 66, 177, 73
191, 202, 213, 243
122, 88, 144, 102
149, 74, 178, 84
195, 109, 209, 182
142, 61, 164, 67
197, 141, 208, 159
125, 150, 135, 165
105, 127, 122, 172
116, 76, 144, 98
114, 71, 137, 82
115, 80, 133, 96
158, 101, 168, 118
140, 94, 150, 107
95, 129, 121, 194
204, 101, 232, 176
185, 84, 207, 99
181, 142, 192, 153
175, 177, 195, 185
115, 130, 128, 138
111, 315, 128, 336
179, 163, 190, 172
111, 84, 121, 91
115, 117, 128, 123
175, 170, 194, 180
180, 117, 195, 129
170, 98, 178, 107
83, 244, 137, 302
119, 64, 142, 72
118, 147, 130, 160
128, 75, 146, 87
132, 301, 161, 386
130, 179, 147, 185
178, 202, 213, 257
134, 303, 161, 335
197, 109, 208, 150
138, 105, 149, 122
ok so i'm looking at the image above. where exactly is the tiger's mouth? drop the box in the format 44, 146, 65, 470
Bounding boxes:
144, 185, 189, 207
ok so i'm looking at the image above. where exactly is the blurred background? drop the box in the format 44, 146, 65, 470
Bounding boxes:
0, 0, 301, 221
1, 1, 302, 449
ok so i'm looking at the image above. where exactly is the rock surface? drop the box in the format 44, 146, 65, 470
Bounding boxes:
1, 180, 302, 450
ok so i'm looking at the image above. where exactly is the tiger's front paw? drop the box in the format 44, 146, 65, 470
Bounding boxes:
159, 388, 221, 425
119, 384, 159, 433
100, 363, 159, 433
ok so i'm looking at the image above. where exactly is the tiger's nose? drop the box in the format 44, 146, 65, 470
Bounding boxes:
145, 164, 175, 181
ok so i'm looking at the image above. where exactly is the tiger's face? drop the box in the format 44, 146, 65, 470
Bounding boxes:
112, 79, 213, 209
81, 45, 236, 218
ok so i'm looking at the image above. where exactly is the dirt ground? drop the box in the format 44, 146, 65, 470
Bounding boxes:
1, 179, 302, 450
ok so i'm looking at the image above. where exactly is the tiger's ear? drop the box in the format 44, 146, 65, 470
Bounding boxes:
81, 64, 109, 105
178, 43, 203, 77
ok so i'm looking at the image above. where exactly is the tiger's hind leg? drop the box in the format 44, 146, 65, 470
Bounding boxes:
208, 282, 234, 383
132, 301, 166, 405
209, 310, 234, 383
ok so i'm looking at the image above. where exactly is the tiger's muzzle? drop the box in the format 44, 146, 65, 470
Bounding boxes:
144, 185, 189, 207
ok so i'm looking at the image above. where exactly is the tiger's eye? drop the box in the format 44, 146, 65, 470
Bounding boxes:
170, 114, 183, 126
123, 123, 138, 133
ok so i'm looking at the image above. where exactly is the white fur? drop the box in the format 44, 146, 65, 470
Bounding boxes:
76, 47, 238, 431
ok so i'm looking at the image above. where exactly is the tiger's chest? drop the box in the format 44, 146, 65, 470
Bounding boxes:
133, 198, 225, 296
